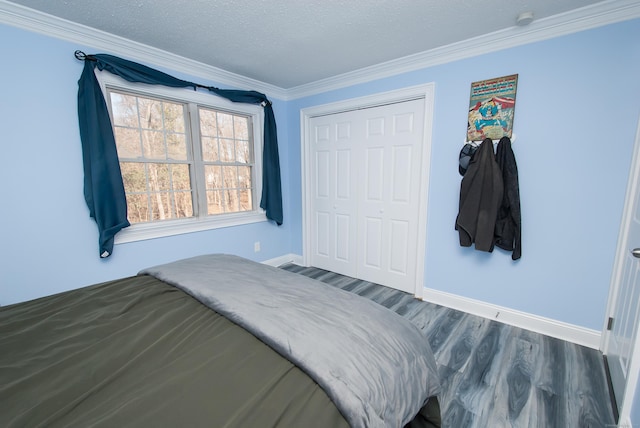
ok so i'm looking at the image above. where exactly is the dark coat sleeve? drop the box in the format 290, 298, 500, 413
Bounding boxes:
494, 137, 522, 260
455, 138, 504, 252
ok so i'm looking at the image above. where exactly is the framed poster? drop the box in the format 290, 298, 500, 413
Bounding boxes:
466, 74, 518, 141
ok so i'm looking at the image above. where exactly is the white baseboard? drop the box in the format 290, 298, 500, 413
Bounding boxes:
260, 254, 601, 350
262, 253, 304, 267
423, 287, 601, 350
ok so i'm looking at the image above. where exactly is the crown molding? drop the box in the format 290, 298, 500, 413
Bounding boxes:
1, 0, 638, 101
286, 0, 640, 99
0, 0, 289, 100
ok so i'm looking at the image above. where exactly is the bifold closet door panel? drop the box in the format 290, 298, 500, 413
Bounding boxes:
309, 98, 425, 294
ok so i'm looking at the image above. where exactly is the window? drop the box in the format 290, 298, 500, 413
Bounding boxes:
100, 74, 265, 243
198, 107, 254, 216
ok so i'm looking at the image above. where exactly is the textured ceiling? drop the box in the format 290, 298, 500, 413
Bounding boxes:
7, 0, 608, 88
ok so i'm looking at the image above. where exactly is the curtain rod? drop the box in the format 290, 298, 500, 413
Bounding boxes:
72, 50, 270, 102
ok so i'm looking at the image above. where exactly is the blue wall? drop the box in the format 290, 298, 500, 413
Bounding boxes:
1, 18, 639, 338
286, 19, 640, 331
0, 23, 295, 305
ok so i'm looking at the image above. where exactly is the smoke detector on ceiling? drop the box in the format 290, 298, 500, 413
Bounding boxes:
516, 11, 534, 26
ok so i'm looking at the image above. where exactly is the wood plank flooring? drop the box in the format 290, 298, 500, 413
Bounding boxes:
279, 263, 616, 428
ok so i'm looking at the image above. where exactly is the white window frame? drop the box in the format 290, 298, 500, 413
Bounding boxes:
96, 70, 267, 245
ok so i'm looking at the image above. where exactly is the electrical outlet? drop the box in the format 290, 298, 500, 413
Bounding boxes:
254, 241, 261, 252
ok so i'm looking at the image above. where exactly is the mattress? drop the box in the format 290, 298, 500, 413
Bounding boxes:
0, 256, 441, 427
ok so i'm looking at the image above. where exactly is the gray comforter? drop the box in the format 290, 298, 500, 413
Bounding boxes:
140, 254, 440, 428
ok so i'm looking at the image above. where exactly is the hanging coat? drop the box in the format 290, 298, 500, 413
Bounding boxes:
455, 138, 504, 252
494, 137, 522, 260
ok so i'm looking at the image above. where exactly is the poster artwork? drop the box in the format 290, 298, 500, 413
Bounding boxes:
466, 74, 518, 141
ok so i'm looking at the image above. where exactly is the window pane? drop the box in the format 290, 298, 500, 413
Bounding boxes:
207, 190, 224, 214
126, 193, 150, 223
201, 136, 219, 162
163, 102, 185, 133
238, 166, 251, 188
146, 190, 193, 222
217, 112, 234, 138
111, 93, 140, 127
150, 192, 172, 221
148, 163, 170, 192
174, 191, 193, 218
199, 108, 218, 137
171, 164, 191, 191
220, 139, 235, 162
223, 166, 238, 189
111, 91, 188, 162
239, 189, 252, 211
198, 107, 254, 216
236, 140, 250, 164
225, 189, 240, 212
120, 162, 148, 193
205, 165, 223, 189
115, 128, 143, 158
142, 130, 166, 159
138, 98, 163, 130
167, 133, 187, 160
234, 116, 249, 140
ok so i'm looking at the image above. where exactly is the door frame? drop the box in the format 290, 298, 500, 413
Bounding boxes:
300, 83, 435, 298
601, 113, 640, 426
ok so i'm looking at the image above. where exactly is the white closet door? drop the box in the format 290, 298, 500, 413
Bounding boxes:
308, 99, 424, 293
357, 100, 424, 293
309, 116, 359, 277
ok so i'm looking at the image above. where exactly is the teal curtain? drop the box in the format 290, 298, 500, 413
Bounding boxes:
76, 52, 283, 257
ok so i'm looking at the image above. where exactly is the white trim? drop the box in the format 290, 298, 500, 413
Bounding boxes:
262, 253, 304, 267
413, 83, 436, 300
620, 416, 633, 428
424, 287, 601, 349
115, 212, 267, 245
602, 114, 640, 426
300, 83, 435, 298
300, 83, 435, 118
286, 0, 640, 99
1, 0, 638, 100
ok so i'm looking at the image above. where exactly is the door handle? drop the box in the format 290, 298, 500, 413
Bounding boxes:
632, 248, 640, 258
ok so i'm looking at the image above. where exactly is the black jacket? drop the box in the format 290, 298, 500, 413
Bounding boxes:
456, 138, 504, 252
494, 137, 522, 260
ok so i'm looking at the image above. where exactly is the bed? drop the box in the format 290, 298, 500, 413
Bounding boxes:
0, 254, 441, 428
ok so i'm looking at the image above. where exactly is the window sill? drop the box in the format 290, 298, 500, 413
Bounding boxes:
114, 211, 267, 245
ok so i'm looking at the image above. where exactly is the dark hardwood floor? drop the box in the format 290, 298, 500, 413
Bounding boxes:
280, 263, 616, 428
